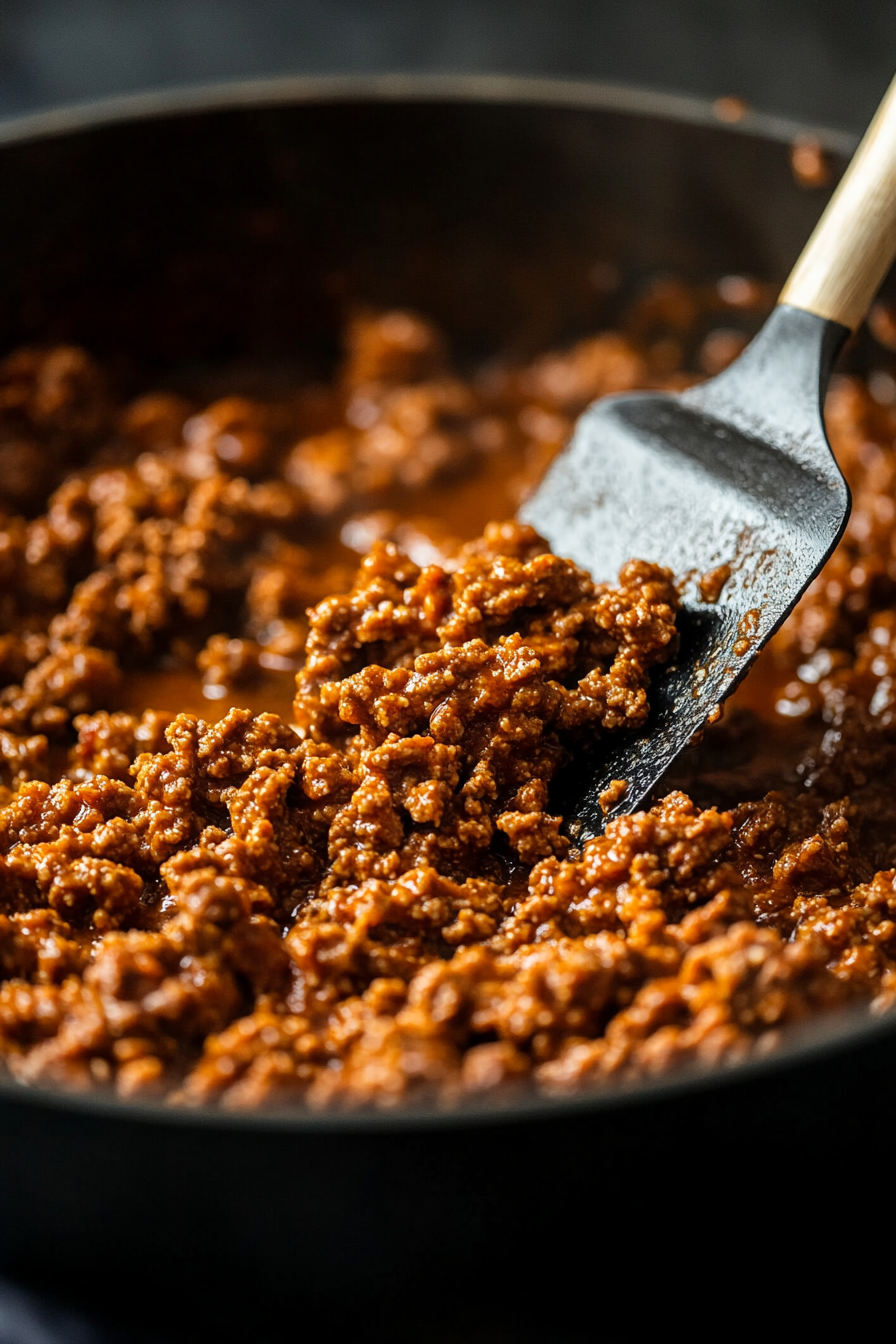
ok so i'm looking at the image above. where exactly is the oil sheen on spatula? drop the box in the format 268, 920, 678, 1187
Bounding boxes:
521, 72, 896, 839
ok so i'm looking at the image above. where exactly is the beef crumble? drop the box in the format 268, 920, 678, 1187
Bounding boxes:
2, 294, 896, 1110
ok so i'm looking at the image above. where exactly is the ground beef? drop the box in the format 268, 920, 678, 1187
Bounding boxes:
2, 291, 896, 1110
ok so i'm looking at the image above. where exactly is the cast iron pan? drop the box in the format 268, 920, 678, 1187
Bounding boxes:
0, 77, 893, 1338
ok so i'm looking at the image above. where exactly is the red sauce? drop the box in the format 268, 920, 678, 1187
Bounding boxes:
2, 290, 896, 1110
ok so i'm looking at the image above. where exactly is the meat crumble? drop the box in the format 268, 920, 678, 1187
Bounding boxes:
2, 292, 896, 1110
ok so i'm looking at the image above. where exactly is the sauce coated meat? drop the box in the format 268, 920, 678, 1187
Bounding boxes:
2, 288, 896, 1109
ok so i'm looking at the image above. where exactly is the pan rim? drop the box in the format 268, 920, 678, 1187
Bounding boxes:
0, 71, 887, 1131
0, 1000, 893, 1131
0, 71, 859, 154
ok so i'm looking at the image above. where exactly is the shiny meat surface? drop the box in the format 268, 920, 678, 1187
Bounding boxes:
2, 291, 896, 1109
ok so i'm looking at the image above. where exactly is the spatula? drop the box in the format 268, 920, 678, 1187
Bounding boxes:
521, 75, 896, 840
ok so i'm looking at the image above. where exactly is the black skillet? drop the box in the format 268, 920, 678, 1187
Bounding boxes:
0, 78, 895, 1338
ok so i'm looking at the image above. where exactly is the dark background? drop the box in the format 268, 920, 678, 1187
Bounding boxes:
1, 0, 896, 133
1, 2, 896, 1341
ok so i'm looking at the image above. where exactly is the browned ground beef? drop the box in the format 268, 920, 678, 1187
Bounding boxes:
2, 286, 896, 1109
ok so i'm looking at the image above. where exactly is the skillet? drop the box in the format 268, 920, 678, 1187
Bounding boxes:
0, 75, 894, 1336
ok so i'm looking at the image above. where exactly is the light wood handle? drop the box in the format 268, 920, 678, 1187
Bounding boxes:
779, 74, 896, 329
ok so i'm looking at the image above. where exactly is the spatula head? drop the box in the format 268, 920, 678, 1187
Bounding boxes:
520, 304, 850, 839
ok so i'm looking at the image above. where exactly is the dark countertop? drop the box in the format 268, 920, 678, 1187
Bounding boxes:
0, 1280, 139, 1344
1, 0, 895, 133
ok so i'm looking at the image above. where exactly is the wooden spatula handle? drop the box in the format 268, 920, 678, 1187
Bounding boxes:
780, 73, 896, 330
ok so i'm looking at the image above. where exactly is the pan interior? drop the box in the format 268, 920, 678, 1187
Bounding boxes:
0, 78, 892, 1128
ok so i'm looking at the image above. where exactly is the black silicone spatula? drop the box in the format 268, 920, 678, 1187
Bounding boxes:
521, 75, 896, 839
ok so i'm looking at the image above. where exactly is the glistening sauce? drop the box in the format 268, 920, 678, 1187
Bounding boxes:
2, 286, 896, 1109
